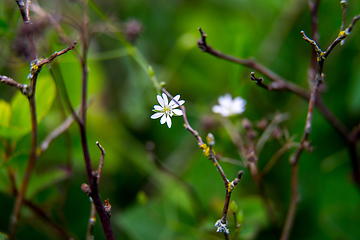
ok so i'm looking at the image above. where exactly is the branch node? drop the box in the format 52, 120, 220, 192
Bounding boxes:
197, 27, 209, 52
246, 149, 258, 162
81, 183, 91, 196
206, 133, 215, 146
104, 199, 112, 218
215, 219, 229, 234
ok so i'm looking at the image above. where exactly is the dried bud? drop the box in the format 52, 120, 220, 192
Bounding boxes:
242, 118, 252, 130
247, 129, 258, 140
81, 183, 91, 195
104, 199, 112, 218
125, 19, 142, 43
246, 149, 258, 162
303, 141, 314, 153
271, 126, 283, 139
256, 118, 268, 131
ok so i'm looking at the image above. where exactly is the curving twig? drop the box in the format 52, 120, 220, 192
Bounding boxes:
162, 88, 243, 238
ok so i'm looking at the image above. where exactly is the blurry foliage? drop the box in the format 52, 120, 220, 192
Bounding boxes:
1, 0, 360, 239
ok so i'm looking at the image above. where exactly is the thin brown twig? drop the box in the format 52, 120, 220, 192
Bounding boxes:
96, 141, 105, 180
250, 72, 269, 90
197, 28, 308, 97
85, 141, 106, 240
74, 2, 114, 238
37, 41, 77, 67
340, 1, 347, 32
280, 10, 360, 238
197, 27, 350, 142
0, 75, 29, 94
162, 88, 243, 238
308, 0, 321, 83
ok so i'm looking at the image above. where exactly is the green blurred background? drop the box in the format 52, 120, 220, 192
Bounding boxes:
1, 0, 360, 239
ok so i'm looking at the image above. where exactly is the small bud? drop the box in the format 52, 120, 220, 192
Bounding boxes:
271, 126, 283, 139
148, 66, 154, 77
125, 19, 142, 43
81, 183, 91, 195
104, 199, 112, 218
256, 118, 268, 131
247, 129, 258, 140
242, 118, 252, 130
206, 133, 215, 146
303, 141, 314, 152
246, 149, 258, 162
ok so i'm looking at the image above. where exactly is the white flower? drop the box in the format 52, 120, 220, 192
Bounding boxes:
212, 93, 246, 117
215, 219, 229, 234
151, 93, 185, 128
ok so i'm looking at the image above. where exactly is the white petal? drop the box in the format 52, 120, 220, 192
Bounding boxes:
213, 105, 230, 117
177, 100, 185, 106
172, 109, 183, 116
212, 105, 222, 113
218, 94, 232, 107
157, 95, 164, 107
162, 93, 169, 107
151, 112, 163, 119
154, 105, 163, 111
166, 116, 172, 128
160, 114, 167, 124
169, 95, 185, 108
173, 95, 180, 102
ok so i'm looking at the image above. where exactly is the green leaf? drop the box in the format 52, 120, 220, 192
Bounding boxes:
35, 71, 56, 124
240, 196, 268, 239
0, 72, 56, 140
0, 99, 11, 130
0, 18, 8, 35
26, 168, 70, 199
0, 231, 9, 240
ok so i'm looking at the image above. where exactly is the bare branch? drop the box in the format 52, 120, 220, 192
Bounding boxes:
162, 88, 243, 238
96, 141, 105, 182
38, 41, 78, 67
0, 75, 29, 94
340, 1, 348, 32
250, 72, 269, 90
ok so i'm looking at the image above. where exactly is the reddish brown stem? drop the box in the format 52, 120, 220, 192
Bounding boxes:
162, 88, 243, 239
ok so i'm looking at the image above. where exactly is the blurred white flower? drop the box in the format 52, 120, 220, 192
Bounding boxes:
212, 93, 246, 117
215, 219, 229, 234
151, 93, 185, 128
